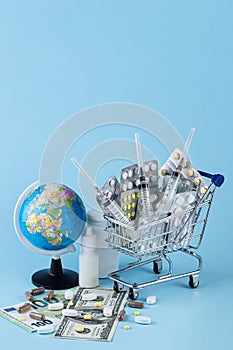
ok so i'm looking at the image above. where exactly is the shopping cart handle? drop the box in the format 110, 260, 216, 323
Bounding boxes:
198, 170, 225, 187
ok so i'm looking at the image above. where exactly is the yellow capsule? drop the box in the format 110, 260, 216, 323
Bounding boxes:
127, 195, 131, 201
131, 211, 135, 217
136, 192, 140, 198
200, 186, 208, 194
127, 213, 131, 218
76, 327, 85, 333
68, 301, 74, 307
187, 169, 194, 177
173, 152, 180, 160
132, 193, 136, 199
183, 160, 190, 168
127, 204, 131, 210
131, 202, 136, 208
123, 196, 127, 202
124, 325, 131, 330
194, 177, 201, 185
123, 205, 127, 211
95, 302, 103, 307
83, 314, 92, 320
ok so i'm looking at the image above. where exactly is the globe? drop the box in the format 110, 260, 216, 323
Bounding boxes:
14, 182, 86, 289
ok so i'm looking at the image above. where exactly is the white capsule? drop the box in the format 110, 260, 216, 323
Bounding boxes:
150, 163, 157, 171
64, 290, 74, 300
150, 175, 157, 183
146, 295, 157, 305
48, 302, 64, 311
187, 194, 195, 204
135, 315, 151, 324
81, 292, 98, 301
176, 195, 185, 206
122, 184, 128, 192
128, 169, 133, 177
62, 309, 78, 317
122, 171, 128, 180
143, 164, 150, 172
37, 325, 55, 334
128, 181, 133, 190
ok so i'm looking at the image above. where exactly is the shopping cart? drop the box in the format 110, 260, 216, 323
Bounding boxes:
105, 171, 224, 300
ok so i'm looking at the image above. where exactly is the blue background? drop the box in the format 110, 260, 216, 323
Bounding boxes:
0, 1, 232, 349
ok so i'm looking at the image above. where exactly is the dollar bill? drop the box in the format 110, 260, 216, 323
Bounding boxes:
53, 288, 128, 341
0, 289, 76, 333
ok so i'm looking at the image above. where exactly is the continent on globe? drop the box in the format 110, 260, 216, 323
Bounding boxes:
19, 184, 86, 251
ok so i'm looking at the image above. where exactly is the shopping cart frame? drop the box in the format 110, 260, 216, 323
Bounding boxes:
105, 171, 224, 299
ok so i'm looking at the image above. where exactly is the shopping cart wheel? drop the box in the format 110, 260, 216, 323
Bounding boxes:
189, 275, 199, 288
153, 258, 162, 274
128, 287, 139, 300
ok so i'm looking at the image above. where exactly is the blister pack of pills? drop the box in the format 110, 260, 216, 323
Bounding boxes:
120, 160, 159, 221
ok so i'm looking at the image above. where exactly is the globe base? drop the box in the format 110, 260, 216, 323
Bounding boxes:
31, 258, 79, 290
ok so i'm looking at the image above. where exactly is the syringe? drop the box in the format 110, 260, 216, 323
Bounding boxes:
71, 157, 132, 226
134, 133, 153, 220
156, 128, 196, 218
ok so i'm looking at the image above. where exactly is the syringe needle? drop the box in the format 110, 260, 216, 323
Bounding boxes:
71, 157, 103, 194
183, 128, 195, 160
135, 133, 143, 171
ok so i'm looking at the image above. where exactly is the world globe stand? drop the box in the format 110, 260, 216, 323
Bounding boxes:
31, 256, 79, 290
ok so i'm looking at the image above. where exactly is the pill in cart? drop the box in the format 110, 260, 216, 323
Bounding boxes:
81, 292, 98, 301
45, 290, 54, 301
127, 300, 144, 309
117, 310, 126, 321
30, 287, 45, 295
48, 302, 64, 311
62, 309, 78, 317
29, 312, 46, 321
83, 314, 92, 320
135, 315, 151, 324
25, 291, 34, 302
37, 325, 55, 334
76, 326, 85, 333
17, 303, 32, 313
146, 295, 157, 304
64, 289, 74, 300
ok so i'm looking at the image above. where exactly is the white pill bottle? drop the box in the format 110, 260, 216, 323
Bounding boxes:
79, 225, 99, 288
85, 209, 119, 278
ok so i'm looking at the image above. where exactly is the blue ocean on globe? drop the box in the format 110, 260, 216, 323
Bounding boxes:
19, 184, 86, 251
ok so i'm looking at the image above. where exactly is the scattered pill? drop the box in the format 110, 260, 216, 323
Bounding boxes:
29, 312, 46, 321
62, 309, 78, 317
127, 301, 144, 309
123, 325, 131, 330
48, 302, 64, 311
117, 310, 126, 321
83, 314, 92, 320
18, 317, 26, 322
76, 327, 85, 333
18, 303, 31, 313
134, 311, 141, 316
64, 290, 74, 300
135, 315, 151, 325
103, 306, 112, 317
81, 293, 98, 301
30, 287, 45, 296
95, 302, 103, 307
46, 290, 54, 301
37, 325, 55, 334
25, 291, 34, 302
146, 295, 157, 305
